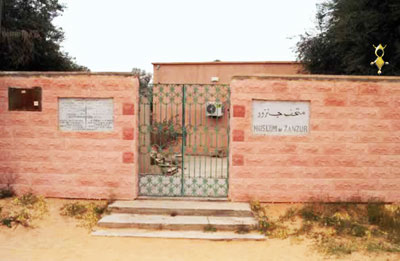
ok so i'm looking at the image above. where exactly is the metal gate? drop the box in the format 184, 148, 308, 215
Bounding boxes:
138, 84, 230, 197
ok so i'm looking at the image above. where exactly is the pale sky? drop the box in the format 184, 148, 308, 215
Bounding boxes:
54, 0, 322, 73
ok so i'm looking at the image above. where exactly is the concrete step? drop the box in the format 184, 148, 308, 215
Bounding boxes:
97, 213, 258, 231
137, 196, 228, 201
92, 228, 265, 241
108, 200, 253, 217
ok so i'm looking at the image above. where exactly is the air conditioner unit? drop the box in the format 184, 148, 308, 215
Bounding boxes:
205, 102, 223, 117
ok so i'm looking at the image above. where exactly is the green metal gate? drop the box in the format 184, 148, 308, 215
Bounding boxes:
138, 84, 230, 197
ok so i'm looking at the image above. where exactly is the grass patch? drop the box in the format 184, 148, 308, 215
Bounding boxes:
366, 240, 400, 253
0, 187, 15, 199
316, 236, 357, 256
279, 207, 297, 222
251, 201, 400, 257
16, 193, 40, 206
0, 193, 48, 228
60, 202, 87, 217
235, 225, 250, 234
60, 201, 108, 230
251, 201, 291, 239
367, 203, 400, 243
203, 224, 217, 232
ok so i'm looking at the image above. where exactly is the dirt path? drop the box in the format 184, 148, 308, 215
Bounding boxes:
0, 199, 399, 261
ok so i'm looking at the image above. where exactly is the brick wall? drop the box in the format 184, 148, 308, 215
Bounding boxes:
2, 72, 400, 202
229, 75, 400, 202
0, 73, 139, 199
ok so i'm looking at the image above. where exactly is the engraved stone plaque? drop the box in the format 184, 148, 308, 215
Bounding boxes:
252, 100, 310, 136
59, 98, 114, 131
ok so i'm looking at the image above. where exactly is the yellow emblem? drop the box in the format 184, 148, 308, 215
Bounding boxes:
370, 44, 389, 75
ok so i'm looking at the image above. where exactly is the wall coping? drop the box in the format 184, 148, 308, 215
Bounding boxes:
152, 61, 301, 66
232, 74, 400, 82
0, 71, 137, 77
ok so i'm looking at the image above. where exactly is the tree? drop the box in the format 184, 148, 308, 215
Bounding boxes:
132, 68, 152, 94
0, 0, 87, 71
296, 0, 400, 75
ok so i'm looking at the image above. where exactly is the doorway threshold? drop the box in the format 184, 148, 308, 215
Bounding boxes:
137, 196, 229, 202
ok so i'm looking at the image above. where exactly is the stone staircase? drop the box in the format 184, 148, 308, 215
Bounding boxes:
92, 199, 264, 240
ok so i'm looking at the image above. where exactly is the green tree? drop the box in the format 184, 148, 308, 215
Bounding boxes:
0, 0, 87, 71
132, 68, 152, 94
296, 0, 400, 75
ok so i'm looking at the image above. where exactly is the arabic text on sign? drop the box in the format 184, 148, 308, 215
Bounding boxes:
252, 100, 310, 136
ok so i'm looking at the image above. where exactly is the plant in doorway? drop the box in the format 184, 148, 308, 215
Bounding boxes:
150, 115, 182, 176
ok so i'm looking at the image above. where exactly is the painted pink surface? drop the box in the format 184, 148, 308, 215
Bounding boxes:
0, 73, 139, 200
153, 61, 305, 84
229, 75, 400, 203
2, 72, 400, 203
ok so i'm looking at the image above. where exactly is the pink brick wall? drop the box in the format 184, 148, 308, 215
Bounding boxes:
229, 75, 400, 203
3, 72, 400, 202
0, 73, 139, 199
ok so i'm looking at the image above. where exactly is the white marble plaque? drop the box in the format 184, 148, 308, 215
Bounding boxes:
59, 98, 114, 131
252, 100, 310, 136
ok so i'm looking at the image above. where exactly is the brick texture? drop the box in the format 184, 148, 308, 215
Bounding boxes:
229, 76, 400, 203
232, 154, 244, 166
0, 74, 139, 200
123, 103, 135, 115
123, 127, 134, 140
233, 105, 246, 118
123, 152, 134, 163
232, 129, 245, 142
3, 73, 400, 203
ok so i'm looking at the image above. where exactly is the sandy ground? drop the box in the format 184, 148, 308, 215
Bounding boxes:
0, 199, 399, 261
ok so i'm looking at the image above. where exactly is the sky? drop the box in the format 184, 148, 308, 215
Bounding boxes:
54, 0, 323, 73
